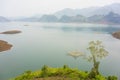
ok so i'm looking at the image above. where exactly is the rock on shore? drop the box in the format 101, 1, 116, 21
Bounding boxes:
112, 31, 120, 39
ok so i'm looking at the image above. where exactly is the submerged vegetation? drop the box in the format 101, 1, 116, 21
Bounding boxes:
12, 41, 117, 80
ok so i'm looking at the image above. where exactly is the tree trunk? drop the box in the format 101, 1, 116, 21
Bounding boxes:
88, 55, 100, 78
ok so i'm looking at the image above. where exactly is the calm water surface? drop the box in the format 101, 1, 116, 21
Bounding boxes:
0, 22, 120, 80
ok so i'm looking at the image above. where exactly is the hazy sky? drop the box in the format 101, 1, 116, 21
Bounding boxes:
0, 0, 120, 17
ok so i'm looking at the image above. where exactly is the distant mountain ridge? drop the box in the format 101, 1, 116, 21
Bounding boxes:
16, 11, 120, 24
2, 3, 120, 24
54, 3, 120, 17
0, 16, 10, 22
54, 7, 99, 18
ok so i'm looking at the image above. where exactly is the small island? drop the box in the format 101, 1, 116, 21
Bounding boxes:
0, 40, 12, 52
112, 31, 120, 39
0, 30, 21, 34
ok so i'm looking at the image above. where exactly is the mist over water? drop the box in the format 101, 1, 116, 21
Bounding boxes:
0, 22, 120, 80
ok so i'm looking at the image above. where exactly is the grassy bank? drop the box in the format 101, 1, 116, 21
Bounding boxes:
11, 65, 117, 80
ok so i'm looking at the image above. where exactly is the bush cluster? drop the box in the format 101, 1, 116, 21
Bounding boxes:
12, 65, 117, 80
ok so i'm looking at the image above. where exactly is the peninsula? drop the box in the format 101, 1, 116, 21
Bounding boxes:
0, 40, 12, 52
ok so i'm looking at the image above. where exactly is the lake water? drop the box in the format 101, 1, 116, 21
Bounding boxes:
0, 22, 120, 80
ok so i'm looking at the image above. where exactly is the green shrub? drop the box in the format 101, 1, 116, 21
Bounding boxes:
12, 65, 118, 80
63, 65, 69, 69
40, 65, 50, 77
14, 70, 34, 80
95, 75, 106, 80
107, 76, 118, 80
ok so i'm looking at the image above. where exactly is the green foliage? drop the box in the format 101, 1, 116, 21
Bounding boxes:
79, 71, 88, 79
41, 65, 49, 77
95, 75, 106, 80
14, 70, 35, 80
63, 64, 69, 69
107, 76, 118, 80
87, 40, 108, 62
12, 65, 117, 80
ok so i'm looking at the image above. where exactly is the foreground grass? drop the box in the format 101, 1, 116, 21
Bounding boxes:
11, 65, 117, 80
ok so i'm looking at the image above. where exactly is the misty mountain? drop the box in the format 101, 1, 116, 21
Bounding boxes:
0, 16, 10, 22
17, 3, 120, 21
104, 12, 120, 24
14, 16, 41, 22
13, 3, 120, 24
16, 12, 120, 24
58, 12, 120, 24
88, 15, 104, 23
55, 7, 98, 18
39, 15, 58, 22
16, 15, 58, 22
54, 3, 120, 17
92, 3, 120, 15
59, 15, 87, 22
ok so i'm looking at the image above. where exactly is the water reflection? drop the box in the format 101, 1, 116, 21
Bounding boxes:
42, 26, 120, 34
